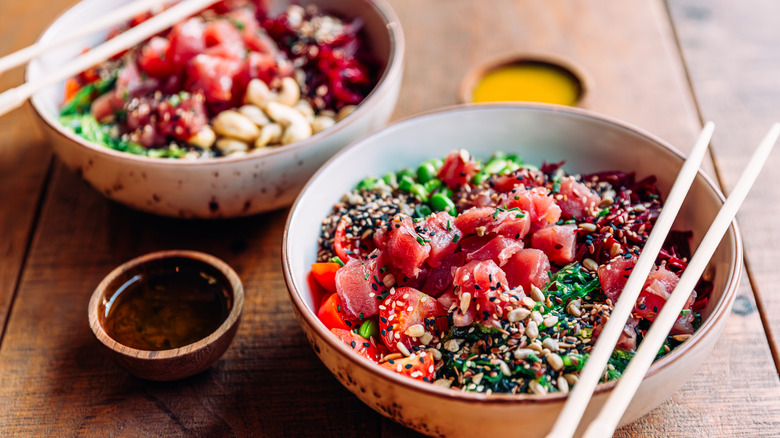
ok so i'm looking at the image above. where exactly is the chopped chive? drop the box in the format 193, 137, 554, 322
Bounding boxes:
329, 256, 345, 267
453, 234, 461, 243
364, 272, 370, 280
680, 309, 691, 315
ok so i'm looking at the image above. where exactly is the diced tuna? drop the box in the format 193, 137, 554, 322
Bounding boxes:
454, 207, 531, 240
505, 186, 562, 230
556, 178, 601, 219
453, 260, 518, 327
439, 149, 480, 189
420, 212, 462, 268
503, 248, 551, 292
531, 224, 578, 265
465, 235, 524, 267
335, 255, 384, 319
422, 252, 465, 297
385, 216, 430, 278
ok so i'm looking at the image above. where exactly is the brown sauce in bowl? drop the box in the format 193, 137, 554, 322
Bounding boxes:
101, 258, 232, 351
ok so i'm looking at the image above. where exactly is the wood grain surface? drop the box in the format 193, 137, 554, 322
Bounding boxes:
668, 0, 780, 372
0, 0, 54, 343
0, 0, 778, 436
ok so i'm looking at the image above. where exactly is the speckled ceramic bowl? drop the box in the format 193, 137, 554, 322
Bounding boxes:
283, 105, 742, 437
27, 0, 403, 218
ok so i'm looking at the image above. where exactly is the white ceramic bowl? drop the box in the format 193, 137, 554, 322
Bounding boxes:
28, 0, 404, 218
283, 105, 741, 437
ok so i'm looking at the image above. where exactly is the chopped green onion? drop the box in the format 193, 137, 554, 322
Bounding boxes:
484, 158, 507, 174
472, 171, 489, 185
329, 256, 345, 267
356, 176, 377, 191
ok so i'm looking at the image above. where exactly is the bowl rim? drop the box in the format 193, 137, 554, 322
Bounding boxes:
88, 249, 245, 360
282, 103, 743, 404
27, 0, 406, 167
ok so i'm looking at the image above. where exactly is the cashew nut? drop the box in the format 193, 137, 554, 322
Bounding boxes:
244, 78, 274, 108
211, 110, 260, 142
238, 105, 270, 127
255, 123, 283, 148
187, 125, 216, 149
265, 101, 312, 145
336, 105, 357, 121
274, 77, 301, 107
294, 99, 315, 121
215, 138, 249, 156
310, 115, 335, 134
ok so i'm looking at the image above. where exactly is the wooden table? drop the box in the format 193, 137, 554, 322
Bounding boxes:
2, 0, 779, 436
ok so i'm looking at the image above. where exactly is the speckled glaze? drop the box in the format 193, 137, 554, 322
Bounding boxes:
88, 250, 244, 381
28, 0, 404, 218
283, 105, 742, 437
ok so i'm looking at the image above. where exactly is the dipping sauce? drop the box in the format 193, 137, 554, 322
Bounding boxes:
472, 61, 582, 106
101, 258, 232, 351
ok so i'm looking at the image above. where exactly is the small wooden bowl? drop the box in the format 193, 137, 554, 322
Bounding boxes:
88, 250, 244, 381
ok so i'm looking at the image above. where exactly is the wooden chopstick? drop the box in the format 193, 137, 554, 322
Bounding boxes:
545, 121, 716, 438
0, 0, 174, 76
0, 0, 219, 118
582, 122, 780, 438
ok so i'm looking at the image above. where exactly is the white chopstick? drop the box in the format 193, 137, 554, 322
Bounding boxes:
0, 0, 175, 76
582, 122, 780, 438
545, 121, 716, 438
0, 0, 219, 118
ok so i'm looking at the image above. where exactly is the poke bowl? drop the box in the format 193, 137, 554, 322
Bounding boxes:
27, 0, 404, 218
282, 104, 741, 437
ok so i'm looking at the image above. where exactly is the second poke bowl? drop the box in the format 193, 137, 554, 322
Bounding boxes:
283, 104, 741, 437
28, 0, 404, 218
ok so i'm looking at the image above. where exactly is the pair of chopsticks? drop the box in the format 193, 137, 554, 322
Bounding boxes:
547, 121, 780, 438
0, 0, 219, 118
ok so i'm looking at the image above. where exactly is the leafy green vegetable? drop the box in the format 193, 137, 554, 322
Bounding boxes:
543, 262, 600, 310
58, 113, 187, 158
59, 75, 117, 116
